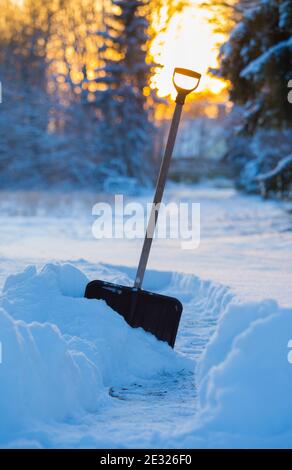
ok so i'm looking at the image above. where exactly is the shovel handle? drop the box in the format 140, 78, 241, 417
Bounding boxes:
134, 67, 201, 289
134, 102, 183, 289
173, 68, 201, 104
173, 67, 201, 80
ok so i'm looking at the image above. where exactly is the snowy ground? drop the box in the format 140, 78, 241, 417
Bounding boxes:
0, 182, 291, 448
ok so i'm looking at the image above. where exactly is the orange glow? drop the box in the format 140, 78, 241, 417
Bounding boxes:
151, 2, 226, 99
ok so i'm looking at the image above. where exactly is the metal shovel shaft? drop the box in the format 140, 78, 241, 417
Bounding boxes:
134, 102, 183, 289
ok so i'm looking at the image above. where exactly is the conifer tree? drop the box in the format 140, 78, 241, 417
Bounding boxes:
94, 0, 156, 181
216, 0, 292, 132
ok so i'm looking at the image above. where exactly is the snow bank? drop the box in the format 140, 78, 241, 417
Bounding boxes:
0, 263, 189, 444
2, 262, 291, 448
0, 308, 101, 442
177, 299, 292, 447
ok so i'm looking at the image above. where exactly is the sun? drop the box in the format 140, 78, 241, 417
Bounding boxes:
150, 2, 226, 98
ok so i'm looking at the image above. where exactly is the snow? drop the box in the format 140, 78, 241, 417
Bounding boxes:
256, 154, 292, 181
0, 263, 189, 447
230, 128, 292, 196
197, 300, 292, 435
241, 37, 292, 80
173, 299, 292, 448
0, 183, 291, 448
0, 304, 101, 443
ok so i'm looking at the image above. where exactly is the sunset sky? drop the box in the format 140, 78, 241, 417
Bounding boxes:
9, 0, 226, 100
151, 1, 226, 98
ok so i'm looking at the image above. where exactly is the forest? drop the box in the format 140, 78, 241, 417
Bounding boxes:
0, 0, 291, 197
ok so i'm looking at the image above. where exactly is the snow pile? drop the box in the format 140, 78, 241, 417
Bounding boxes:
0, 264, 189, 444
2, 261, 291, 448
178, 299, 292, 447
0, 308, 101, 442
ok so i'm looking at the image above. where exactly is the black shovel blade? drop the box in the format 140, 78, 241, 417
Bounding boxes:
84, 280, 183, 348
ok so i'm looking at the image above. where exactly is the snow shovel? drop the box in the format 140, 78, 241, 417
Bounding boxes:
85, 67, 201, 347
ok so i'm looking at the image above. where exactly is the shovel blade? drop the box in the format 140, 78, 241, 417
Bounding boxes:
84, 280, 182, 348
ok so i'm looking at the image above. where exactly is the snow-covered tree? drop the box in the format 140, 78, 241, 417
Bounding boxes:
216, 0, 292, 132
93, 0, 156, 181
0, 0, 56, 186
0, 0, 105, 187
211, 0, 292, 198
1, 0, 177, 188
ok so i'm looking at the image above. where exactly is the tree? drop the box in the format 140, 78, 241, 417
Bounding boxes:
93, 0, 157, 181
209, 0, 292, 198
0, 0, 57, 186
215, 0, 292, 132
0, 0, 105, 187
0, 0, 182, 188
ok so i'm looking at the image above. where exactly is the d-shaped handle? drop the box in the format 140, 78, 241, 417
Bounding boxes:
173, 67, 201, 104
173, 67, 201, 81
